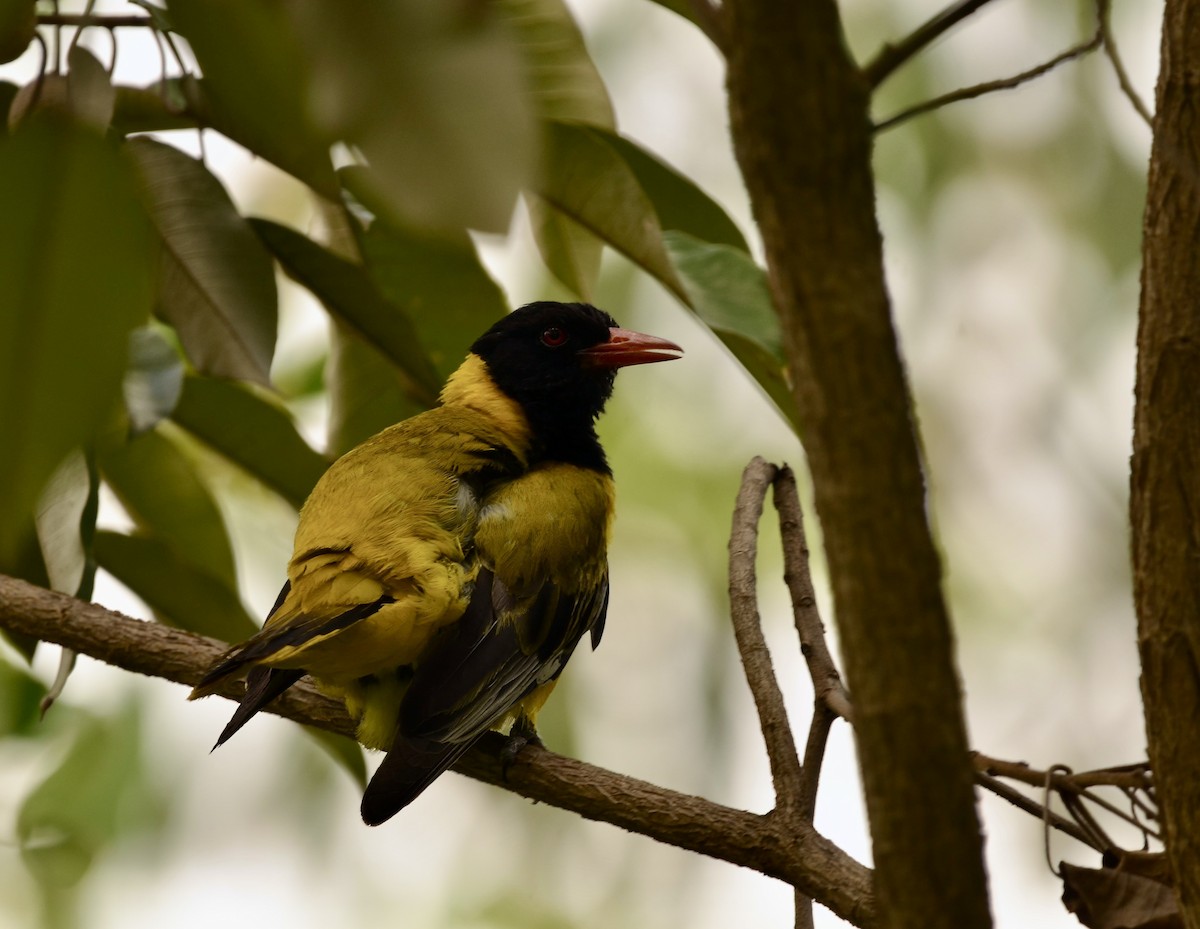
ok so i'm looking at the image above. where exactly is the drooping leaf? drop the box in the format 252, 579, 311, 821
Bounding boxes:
290, 0, 536, 234
111, 82, 199, 135
0, 80, 18, 135
663, 231, 799, 429
125, 137, 278, 386
0, 0, 35, 65
536, 120, 686, 302
18, 704, 150, 888
123, 324, 185, 435
1060, 861, 1181, 929
603, 130, 748, 251
99, 428, 237, 588
0, 118, 153, 567
359, 214, 508, 379
250, 218, 441, 406
94, 530, 257, 642
526, 194, 603, 301
34, 450, 95, 597
64, 46, 116, 130
171, 375, 328, 509
500, 0, 614, 127
165, 0, 337, 196
326, 325, 428, 457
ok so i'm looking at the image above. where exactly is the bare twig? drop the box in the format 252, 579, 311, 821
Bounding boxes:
874, 21, 1103, 133
1097, 0, 1153, 125
38, 13, 152, 28
975, 770, 1097, 848
0, 572, 877, 926
729, 458, 805, 816
863, 0, 1004, 89
771, 466, 853, 727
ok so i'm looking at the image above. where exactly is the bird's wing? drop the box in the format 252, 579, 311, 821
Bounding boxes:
397, 566, 610, 743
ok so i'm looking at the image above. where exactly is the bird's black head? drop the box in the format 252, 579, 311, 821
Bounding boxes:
471, 302, 681, 471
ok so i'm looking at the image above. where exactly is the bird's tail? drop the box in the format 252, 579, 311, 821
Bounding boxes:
360, 734, 480, 826
203, 666, 305, 750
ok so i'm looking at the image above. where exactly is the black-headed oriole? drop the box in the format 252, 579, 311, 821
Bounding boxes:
191, 302, 682, 824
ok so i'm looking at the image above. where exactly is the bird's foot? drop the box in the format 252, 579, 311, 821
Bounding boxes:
499, 717, 544, 779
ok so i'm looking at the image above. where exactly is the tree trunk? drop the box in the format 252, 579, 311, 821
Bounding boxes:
1132, 0, 1200, 923
722, 3, 992, 927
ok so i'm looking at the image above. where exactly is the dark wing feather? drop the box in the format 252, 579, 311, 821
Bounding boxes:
211, 666, 305, 749
359, 734, 479, 825
399, 568, 609, 742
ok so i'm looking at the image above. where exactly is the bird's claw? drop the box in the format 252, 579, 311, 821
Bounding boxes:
499, 719, 544, 779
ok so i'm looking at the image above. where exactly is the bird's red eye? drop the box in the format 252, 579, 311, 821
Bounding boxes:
541, 327, 568, 347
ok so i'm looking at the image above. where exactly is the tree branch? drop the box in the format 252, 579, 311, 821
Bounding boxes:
0, 573, 877, 927
863, 0, 1004, 89
1097, 0, 1153, 126
874, 24, 1102, 133
728, 457, 805, 816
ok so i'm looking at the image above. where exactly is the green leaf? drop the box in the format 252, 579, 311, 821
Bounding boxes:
171, 375, 328, 509
326, 325, 427, 457
125, 137, 278, 386
0, 118, 154, 568
500, 0, 614, 127
0, 80, 18, 135
0, 657, 43, 736
111, 82, 199, 135
94, 530, 257, 642
663, 231, 799, 429
34, 450, 96, 597
165, 0, 336, 196
123, 324, 185, 435
65, 46, 116, 130
18, 704, 148, 888
603, 130, 748, 251
0, 0, 34, 65
360, 215, 508, 379
536, 120, 687, 302
250, 218, 441, 406
526, 192, 603, 301
100, 428, 237, 588
291, 1, 536, 234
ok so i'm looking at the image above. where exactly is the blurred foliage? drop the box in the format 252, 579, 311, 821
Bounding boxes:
0, 0, 1157, 927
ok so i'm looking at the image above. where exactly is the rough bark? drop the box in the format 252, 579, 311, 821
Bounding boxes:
1132, 0, 1200, 923
722, 3, 992, 927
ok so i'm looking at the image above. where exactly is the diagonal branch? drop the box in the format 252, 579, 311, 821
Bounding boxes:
0, 572, 877, 927
863, 0, 1004, 89
728, 457, 805, 816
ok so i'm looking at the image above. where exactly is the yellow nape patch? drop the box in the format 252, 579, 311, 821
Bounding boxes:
440, 354, 532, 451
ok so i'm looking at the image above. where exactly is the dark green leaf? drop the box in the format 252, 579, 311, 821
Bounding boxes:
526, 193, 603, 301
100, 428, 237, 588
0, 657, 43, 736
125, 137, 279, 386
0, 519, 47, 661
360, 215, 508, 379
290, 1, 535, 233
250, 218, 441, 406
165, 0, 336, 196
18, 704, 146, 888
0, 118, 154, 568
603, 130, 748, 251
65, 46, 115, 130
95, 530, 257, 642
500, 0, 614, 127
0, 80, 18, 135
0, 0, 34, 65
123, 324, 185, 435
663, 231, 800, 429
536, 121, 687, 302
171, 375, 328, 509
111, 83, 199, 135
327, 325, 427, 457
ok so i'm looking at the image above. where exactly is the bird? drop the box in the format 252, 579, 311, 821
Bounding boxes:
190, 301, 682, 825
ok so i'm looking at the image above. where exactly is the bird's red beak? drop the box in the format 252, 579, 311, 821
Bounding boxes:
578, 327, 684, 369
